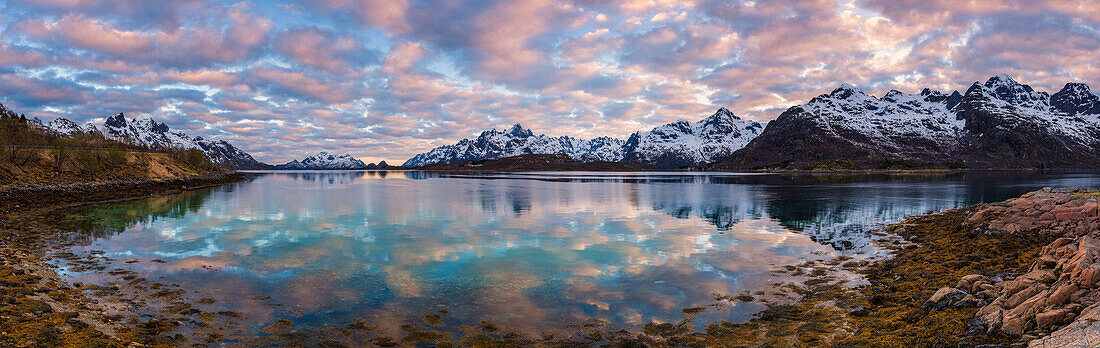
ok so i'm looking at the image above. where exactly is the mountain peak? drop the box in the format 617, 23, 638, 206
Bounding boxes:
984, 73, 1021, 89
974, 73, 1047, 107
41, 112, 268, 169
105, 112, 127, 128
1058, 82, 1092, 95
829, 84, 866, 99
506, 123, 533, 138
1051, 82, 1100, 115
713, 107, 740, 120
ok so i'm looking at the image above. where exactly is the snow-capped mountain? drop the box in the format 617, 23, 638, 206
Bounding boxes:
275, 152, 366, 169
620, 108, 764, 168
402, 124, 626, 167
45, 113, 269, 169
717, 74, 1100, 170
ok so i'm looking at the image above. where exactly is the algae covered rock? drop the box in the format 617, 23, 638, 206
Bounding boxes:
924, 287, 967, 310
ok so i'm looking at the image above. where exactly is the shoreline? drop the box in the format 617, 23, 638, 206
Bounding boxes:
264, 168, 1100, 174
1, 173, 1096, 345
0, 172, 245, 346
0, 172, 245, 212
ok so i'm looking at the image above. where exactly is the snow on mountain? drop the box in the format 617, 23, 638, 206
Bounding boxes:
719, 74, 1100, 170
1051, 83, 1100, 115
958, 75, 1100, 146
797, 84, 967, 155
45, 112, 269, 169
621, 108, 764, 168
402, 124, 626, 167
275, 152, 367, 169
46, 118, 84, 135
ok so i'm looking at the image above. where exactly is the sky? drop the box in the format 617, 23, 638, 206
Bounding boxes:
0, 0, 1098, 164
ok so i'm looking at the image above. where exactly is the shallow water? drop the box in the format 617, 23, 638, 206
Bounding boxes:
44, 171, 1100, 337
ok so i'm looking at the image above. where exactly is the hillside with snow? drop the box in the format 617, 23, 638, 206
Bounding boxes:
403, 109, 766, 169
275, 152, 367, 169
45, 113, 269, 169
402, 124, 627, 167
716, 74, 1100, 170
620, 108, 765, 168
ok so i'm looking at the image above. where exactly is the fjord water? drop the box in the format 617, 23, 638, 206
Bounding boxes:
48, 171, 1100, 336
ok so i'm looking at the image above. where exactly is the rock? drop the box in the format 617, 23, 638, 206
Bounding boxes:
958, 274, 988, 293
924, 287, 966, 310
848, 306, 870, 317
954, 294, 985, 308
1023, 269, 1056, 284
1004, 285, 1043, 309
1047, 283, 1077, 307
974, 304, 1005, 332
1035, 309, 1067, 330
1003, 278, 1035, 298
1001, 315, 1030, 336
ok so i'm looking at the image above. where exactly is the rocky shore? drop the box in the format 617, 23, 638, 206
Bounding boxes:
923, 188, 1100, 346
0, 172, 244, 212
0, 172, 244, 346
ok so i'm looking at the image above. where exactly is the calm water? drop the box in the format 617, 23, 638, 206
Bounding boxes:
46, 171, 1100, 337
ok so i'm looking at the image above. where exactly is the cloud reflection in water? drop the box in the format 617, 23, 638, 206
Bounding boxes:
52, 171, 1100, 335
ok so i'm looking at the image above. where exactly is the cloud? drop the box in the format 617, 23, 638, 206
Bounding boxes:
275, 27, 371, 73
1, 0, 1098, 163
18, 14, 156, 54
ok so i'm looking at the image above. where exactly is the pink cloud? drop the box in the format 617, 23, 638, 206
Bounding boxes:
19, 14, 155, 54
470, 0, 581, 82
165, 70, 240, 88
251, 67, 353, 103
275, 28, 360, 73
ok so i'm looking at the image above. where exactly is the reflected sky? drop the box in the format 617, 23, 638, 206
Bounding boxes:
47, 171, 1100, 336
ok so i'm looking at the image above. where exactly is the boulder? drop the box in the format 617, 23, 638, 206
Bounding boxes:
1047, 283, 1078, 307
957, 274, 988, 293
1035, 309, 1067, 330
1004, 285, 1043, 309
1023, 269, 1056, 284
955, 294, 985, 308
924, 287, 966, 310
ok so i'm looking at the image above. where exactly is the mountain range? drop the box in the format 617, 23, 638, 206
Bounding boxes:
402, 108, 764, 169
401, 124, 627, 167
35, 112, 383, 170
405, 74, 1100, 170
44, 113, 269, 169
714, 74, 1100, 170
275, 152, 368, 169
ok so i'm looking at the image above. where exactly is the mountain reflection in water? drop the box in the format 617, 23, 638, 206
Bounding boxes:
45, 170, 1100, 336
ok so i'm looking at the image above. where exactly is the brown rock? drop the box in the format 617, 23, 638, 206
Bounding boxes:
1023, 269, 1057, 284
974, 304, 1004, 332
1035, 309, 1067, 329
1047, 283, 1078, 307
1007, 290, 1049, 319
1004, 285, 1043, 309
1001, 316, 1030, 336
1004, 278, 1035, 298
954, 294, 984, 308
1079, 264, 1100, 288
957, 274, 987, 293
